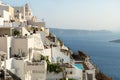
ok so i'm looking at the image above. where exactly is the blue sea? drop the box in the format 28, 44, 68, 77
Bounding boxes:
50, 29, 120, 80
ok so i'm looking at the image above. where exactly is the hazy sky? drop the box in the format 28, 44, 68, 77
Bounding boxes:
2, 0, 120, 32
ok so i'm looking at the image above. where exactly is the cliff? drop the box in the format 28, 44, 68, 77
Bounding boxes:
72, 51, 112, 80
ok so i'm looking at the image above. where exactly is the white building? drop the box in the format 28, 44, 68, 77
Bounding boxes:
5, 58, 47, 80
0, 0, 14, 27
84, 69, 96, 80
66, 63, 83, 80
25, 60, 47, 80
52, 47, 70, 63
0, 36, 12, 58
0, 27, 44, 58
0, 1, 14, 18
12, 33, 44, 58
5, 58, 25, 80
0, 10, 12, 26
13, 6, 25, 22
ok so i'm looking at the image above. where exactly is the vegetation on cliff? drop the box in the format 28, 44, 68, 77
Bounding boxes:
96, 72, 112, 80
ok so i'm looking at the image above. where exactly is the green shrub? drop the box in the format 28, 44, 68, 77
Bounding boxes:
58, 38, 63, 47
13, 29, 20, 36
47, 63, 62, 73
68, 78, 76, 80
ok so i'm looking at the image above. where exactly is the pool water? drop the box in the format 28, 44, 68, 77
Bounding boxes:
74, 64, 84, 70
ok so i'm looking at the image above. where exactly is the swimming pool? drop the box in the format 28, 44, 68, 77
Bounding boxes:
74, 64, 84, 70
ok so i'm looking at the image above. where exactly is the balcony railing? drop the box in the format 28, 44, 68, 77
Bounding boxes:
26, 60, 45, 66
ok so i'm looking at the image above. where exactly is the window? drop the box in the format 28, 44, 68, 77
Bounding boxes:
17, 10, 19, 13
65, 72, 67, 75
18, 49, 22, 56
9, 47, 12, 58
29, 13, 31, 15
15, 15, 18, 18
70, 71, 72, 74
87, 74, 93, 80
21, 16, 24, 19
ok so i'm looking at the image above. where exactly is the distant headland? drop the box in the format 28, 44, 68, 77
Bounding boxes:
110, 39, 120, 43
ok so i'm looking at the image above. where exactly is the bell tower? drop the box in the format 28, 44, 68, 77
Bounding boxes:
25, 3, 33, 20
